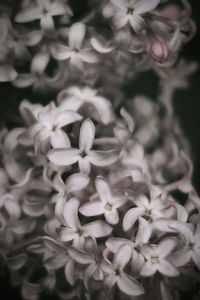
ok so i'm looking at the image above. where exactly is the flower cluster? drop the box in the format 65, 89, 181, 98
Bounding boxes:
0, 80, 200, 300
0, 0, 196, 91
0, 0, 199, 300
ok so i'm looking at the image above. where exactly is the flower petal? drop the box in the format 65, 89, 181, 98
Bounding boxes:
47, 148, 80, 166
88, 150, 118, 167
55, 110, 82, 128
134, 0, 160, 14
68, 22, 86, 49
50, 129, 71, 148
95, 176, 112, 204
123, 207, 144, 231
157, 259, 179, 277
15, 5, 41, 23
63, 197, 81, 229
140, 261, 157, 277
79, 201, 105, 217
117, 272, 144, 296
91, 38, 114, 53
66, 173, 90, 193
83, 220, 112, 238
105, 209, 119, 225
114, 244, 132, 269
157, 238, 177, 258
68, 247, 94, 264
79, 119, 95, 152
0, 65, 17, 82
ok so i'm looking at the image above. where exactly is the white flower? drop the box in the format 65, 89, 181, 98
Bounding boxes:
140, 238, 179, 277
167, 222, 200, 270
123, 185, 167, 231
53, 172, 90, 221
28, 101, 82, 152
79, 176, 128, 225
58, 86, 114, 125
103, 0, 160, 33
103, 244, 144, 297
15, 0, 72, 32
51, 22, 98, 68
48, 119, 118, 174
57, 197, 113, 248
67, 237, 108, 288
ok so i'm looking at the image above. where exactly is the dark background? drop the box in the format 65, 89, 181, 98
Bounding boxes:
0, 0, 200, 299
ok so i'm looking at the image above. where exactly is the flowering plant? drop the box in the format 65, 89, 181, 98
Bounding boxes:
0, 0, 199, 299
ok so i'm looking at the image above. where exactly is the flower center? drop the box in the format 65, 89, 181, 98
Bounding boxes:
151, 256, 159, 264
105, 203, 113, 211
127, 7, 134, 15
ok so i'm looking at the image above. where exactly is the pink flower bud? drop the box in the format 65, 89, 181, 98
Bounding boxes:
148, 34, 170, 64
161, 4, 181, 20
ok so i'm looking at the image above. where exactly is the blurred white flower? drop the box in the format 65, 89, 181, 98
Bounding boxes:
51, 22, 98, 68
103, 0, 160, 33
15, 0, 72, 32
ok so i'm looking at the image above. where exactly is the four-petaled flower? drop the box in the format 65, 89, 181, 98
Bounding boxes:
57, 197, 113, 248
103, 0, 160, 33
15, 0, 72, 32
140, 238, 179, 277
51, 22, 98, 68
48, 119, 118, 174
80, 176, 128, 224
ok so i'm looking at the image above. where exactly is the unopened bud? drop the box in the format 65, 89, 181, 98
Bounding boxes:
148, 34, 170, 63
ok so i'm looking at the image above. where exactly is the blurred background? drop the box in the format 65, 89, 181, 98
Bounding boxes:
0, 0, 200, 299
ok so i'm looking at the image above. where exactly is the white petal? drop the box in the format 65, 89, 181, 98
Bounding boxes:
78, 50, 98, 63
79, 119, 95, 152
158, 238, 177, 258
135, 217, 152, 244
57, 227, 77, 242
13, 74, 35, 87
6, 254, 27, 270
51, 44, 74, 60
168, 250, 191, 267
79, 201, 105, 217
88, 150, 118, 167
129, 14, 146, 33
5, 198, 21, 221
44, 254, 66, 270
105, 209, 119, 225
15, 6, 41, 23
65, 260, 75, 286
123, 207, 144, 231
91, 38, 114, 53
140, 262, 157, 277
31, 51, 50, 74
63, 197, 81, 229
55, 110, 82, 128
50, 129, 71, 148
0, 65, 17, 82
117, 272, 144, 296
40, 15, 54, 31
134, 0, 160, 14
106, 238, 132, 253
68, 22, 86, 49
83, 220, 112, 238
88, 96, 113, 125
49, 2, 72, 16
65, 173, 90, 193
157, 259, 179, 277
95, 176, 112, 204
68, 247, 94, 264
78, 157, 91, 174
114, 244, 132, 270
47, 148, 80, 166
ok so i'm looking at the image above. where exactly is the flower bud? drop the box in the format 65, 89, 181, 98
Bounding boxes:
148, 34, 170, 63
